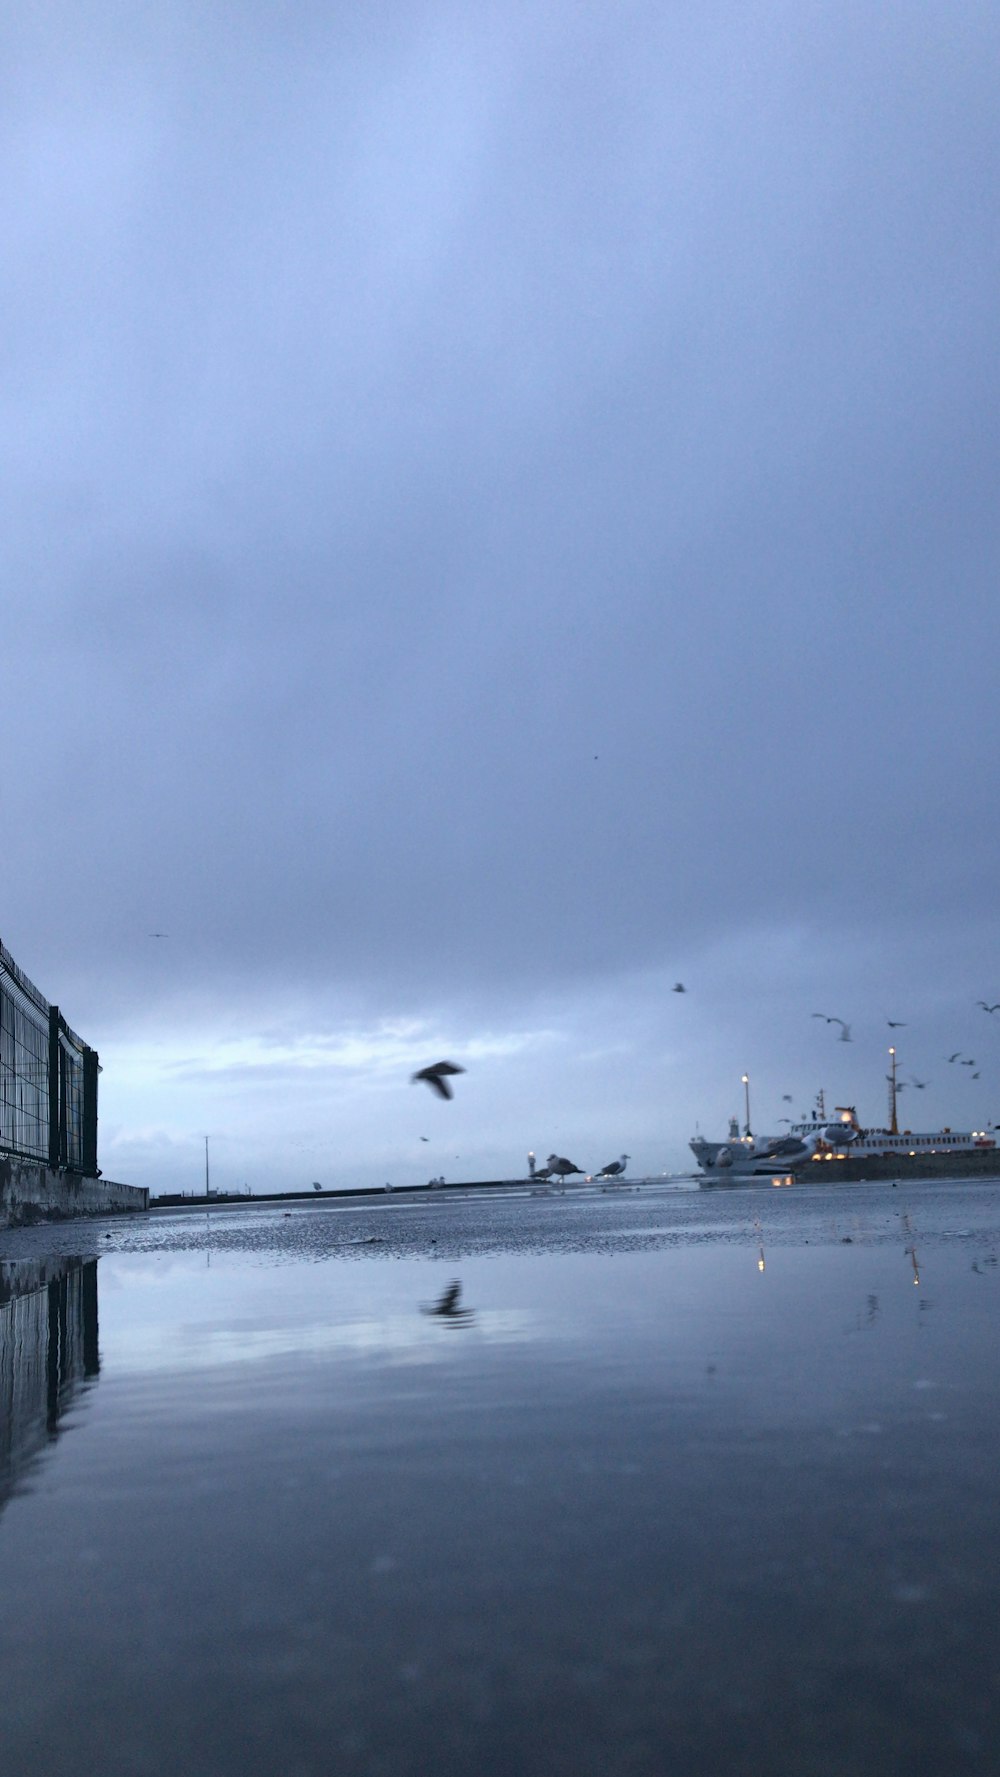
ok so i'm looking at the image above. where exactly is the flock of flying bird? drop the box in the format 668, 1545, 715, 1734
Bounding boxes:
409, 996, 1000, 1175
808, 1002, 999, 1090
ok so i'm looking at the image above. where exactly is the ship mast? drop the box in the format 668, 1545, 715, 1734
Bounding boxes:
888, 1047, 898, 1134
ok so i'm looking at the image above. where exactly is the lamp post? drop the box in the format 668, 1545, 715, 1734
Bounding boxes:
742, 1074, 752, 1138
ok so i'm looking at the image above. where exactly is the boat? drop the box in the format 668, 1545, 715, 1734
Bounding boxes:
690, 1055, 1000, 1183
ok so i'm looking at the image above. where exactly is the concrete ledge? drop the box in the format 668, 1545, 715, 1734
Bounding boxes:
0, 1156, 148, 1227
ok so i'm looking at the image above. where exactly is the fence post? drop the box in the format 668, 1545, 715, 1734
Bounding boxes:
82, 1047, 99, 1175
48, 1006, 61, 1168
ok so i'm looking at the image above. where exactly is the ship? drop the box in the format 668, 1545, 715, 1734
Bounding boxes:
690, 1051, 1000, 1183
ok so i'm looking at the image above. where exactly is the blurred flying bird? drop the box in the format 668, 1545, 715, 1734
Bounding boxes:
422, 1280, 473, 1320
961, 1059, 977, 1067
977, 1002, 1000, 1014
910, 1078, 928, 1089
782, 1094, 793, 1102
946, 1053, 963, 1063
596, 1154, 630, 1179
672, 983, 686, 993
148, 932, 169, 938
411, 1061, 465, 1099
828, 1018, 852, 1042
972, 1071, 981, 1079
887, 1020, 906, 1028
419, 1136, 429, 1142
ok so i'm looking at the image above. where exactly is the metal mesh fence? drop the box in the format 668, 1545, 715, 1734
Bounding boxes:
0, 939, 96, 1172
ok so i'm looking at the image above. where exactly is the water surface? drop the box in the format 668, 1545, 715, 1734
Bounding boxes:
2, 1182, 998, 1775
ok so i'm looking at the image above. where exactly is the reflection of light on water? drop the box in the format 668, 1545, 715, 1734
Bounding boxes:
907, 1245, 921, 1286
758, 1247, 765, 1273
109, 1309, 539, 1374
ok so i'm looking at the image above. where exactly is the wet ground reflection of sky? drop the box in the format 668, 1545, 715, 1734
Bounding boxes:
1, 1186, 999, 1775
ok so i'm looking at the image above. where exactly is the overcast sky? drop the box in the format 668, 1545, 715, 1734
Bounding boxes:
4, 2, 999, 1194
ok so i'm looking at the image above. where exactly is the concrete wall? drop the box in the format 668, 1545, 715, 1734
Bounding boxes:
0, 1156, 148, 1227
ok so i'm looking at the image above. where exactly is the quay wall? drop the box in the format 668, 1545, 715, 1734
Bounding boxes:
0, 1156, 148, 1228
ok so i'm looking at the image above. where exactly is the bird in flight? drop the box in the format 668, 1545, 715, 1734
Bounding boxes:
977, 1002, 1000, 1014
411, 1061, 465, 1099
887, 1020, 906, 1028
961, 1058, 977, 1067
972, 1071, 981, 1079
148, 932, 169, 938
782, 1094, 793, 1102
826, 1018, 852, 1042
910, 1077, 928, 1090
946, 1053, 963, 1064
672, 983, 686, 993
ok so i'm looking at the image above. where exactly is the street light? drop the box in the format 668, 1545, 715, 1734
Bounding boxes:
742, 1074, 752, 1138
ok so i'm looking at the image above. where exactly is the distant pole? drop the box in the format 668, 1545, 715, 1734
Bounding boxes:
205, 1136, 210, 1196
888, 1049, 898, 1135
742, 1074, 751, 1138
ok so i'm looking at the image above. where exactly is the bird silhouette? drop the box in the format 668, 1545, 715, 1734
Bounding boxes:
977, 1002, 1000, 1014
423, 1280, 473, 1320
672, 983, 686, 993
782, 1094, 793, 1102
972, 1071, 981, 1079
827, 1018, 852, 1042
946, 1053, 963, 1064
546, 1154, 584, 1182
961, 1059, 977, 1067
910, 1078, 929, 1090
595, 1154, 629, 1179
887, 1020, 906, 1028
411, 1061, 465, 1099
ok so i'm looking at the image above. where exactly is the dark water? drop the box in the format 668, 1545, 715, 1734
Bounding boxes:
2, 1182, 999, 1775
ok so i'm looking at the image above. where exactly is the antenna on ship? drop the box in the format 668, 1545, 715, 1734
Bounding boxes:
888, 1048, 898, 1134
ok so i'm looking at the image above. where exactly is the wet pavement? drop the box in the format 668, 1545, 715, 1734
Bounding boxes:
2, 1179, 999, 1774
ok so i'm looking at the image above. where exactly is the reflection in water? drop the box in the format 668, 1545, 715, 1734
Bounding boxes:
422, 1278, 476, 1323
907, 1244, 921, 1286
0, 1257, 99, 1511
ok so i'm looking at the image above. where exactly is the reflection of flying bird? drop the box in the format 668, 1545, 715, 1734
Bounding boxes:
411, 1061, 465, 1099
596, 1154, 629, 1179
422, 1280, 474, 1320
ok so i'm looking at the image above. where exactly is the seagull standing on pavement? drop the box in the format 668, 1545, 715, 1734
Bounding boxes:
546, 1154, 584, 1182
596, 1154, 629, 1179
